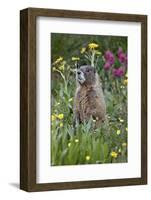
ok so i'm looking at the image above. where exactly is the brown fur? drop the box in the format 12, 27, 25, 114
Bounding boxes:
73, 65, 106, 127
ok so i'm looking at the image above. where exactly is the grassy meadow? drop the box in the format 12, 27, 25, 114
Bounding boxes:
51, 33, 128, 166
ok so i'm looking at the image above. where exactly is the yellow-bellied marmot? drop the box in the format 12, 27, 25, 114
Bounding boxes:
73, 65, 106, 127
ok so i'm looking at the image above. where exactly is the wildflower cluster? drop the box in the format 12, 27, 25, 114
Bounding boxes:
103, 47, 127, 78
79, 42, 102, 67
51, 113, 64, 128
52, 56, 66, 72
110, 151, 118, 158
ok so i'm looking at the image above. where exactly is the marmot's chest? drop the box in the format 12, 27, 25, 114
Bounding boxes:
76, 87, 98, 111
77, 89, 88, 110
75, 85, 106, 123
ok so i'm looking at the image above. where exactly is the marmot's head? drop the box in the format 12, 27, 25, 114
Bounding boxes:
77, 65, 96, 85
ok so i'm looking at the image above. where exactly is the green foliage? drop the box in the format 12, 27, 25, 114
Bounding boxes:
51, 33, 127, 166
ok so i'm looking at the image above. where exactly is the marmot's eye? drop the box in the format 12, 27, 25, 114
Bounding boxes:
86, 69, 90, 73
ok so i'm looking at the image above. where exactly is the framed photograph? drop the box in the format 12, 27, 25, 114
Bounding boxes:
20, 8, 147, 191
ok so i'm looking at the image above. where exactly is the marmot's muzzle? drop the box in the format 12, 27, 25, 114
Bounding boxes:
77, 70, 85, 84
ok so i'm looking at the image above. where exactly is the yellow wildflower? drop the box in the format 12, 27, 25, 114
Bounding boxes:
95, 50, 102, 55
110, 151, 118, 158
123, 79, 128, 85
120, 86, 125, 89
59, 64, 65, 71
57, 114, 64, 120
75, 139, 79, 143
125, 73, 128, 78
52, 67, 56, 71
60, 122, 63, 127
118, 148, 121, 153
122, 143, 127, 147
88, 43, 99, 49
80, 47, 86, 54
68, 142, 71, 147
126, 127, 128, 131
51, 115, 56, 121
72, 57, 80, 61
119, 118, 124, 123
54, 56, 63, 64
85, 155, 90, 161
69, 98, 73, 102
116, 130, 121, 135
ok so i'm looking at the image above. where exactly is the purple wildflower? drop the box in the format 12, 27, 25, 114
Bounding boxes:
117, 47, 127, 66
118, 52, 127, 64
103, 62, 111, 70
104, 50, 115, 65
112, 67, 124, 77
117, 47, 123, 57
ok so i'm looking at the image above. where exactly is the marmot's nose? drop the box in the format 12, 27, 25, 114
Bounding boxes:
77, 71, 81, 75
